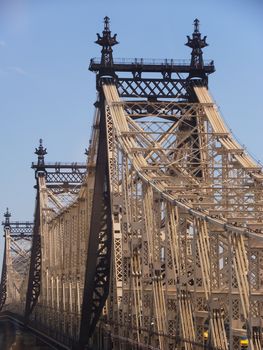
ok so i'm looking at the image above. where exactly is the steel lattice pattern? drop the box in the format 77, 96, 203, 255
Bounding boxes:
0, 18, 262, 350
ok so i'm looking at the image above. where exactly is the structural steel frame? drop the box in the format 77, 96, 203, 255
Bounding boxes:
0, 18, 262, 350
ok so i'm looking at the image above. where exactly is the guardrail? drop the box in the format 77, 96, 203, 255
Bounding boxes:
90, 57, 214, 66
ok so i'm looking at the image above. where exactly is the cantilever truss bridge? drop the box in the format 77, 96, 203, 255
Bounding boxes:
0, 17, 262, 350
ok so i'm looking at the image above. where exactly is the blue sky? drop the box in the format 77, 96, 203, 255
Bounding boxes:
0, 0, 262, 263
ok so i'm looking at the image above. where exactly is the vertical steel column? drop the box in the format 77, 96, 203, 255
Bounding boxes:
25, 140, 47, 322
24, 190, 41, 321
0, 238, 7, 311
79, 91, 113, 348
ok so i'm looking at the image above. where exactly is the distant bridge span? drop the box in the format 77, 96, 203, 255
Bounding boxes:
0, 17, 262, 350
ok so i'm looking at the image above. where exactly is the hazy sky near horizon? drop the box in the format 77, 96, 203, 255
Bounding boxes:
0, 0, 262, 264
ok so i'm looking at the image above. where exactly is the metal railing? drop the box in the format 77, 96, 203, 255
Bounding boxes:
90, 57, 214, 66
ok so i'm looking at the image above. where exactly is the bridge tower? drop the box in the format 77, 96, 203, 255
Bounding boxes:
82, 17, 262, 350
0, 209, 34, 315
25, 139, 88, 348
0, 209, 10, 311
0, 18, 262, 350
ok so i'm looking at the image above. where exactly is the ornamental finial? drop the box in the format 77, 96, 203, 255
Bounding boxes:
104, 16, 110, 31
95, 16, 118, 67
35, 139, 47, 168
186, 19, 208, 72
4, 208, 11, 227
194, 18, 200, 33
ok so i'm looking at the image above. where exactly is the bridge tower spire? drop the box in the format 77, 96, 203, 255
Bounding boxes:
3, 208, 11, 228
96, 16, 118, 71
186, 18, 210, 80
35, 138, 47, 168
34, 138, 47, 179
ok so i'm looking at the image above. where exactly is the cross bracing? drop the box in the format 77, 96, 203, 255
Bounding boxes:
0, 17, 262, 350
0, 210, 33, 315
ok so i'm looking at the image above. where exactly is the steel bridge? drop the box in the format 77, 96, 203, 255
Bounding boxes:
0, 17, 262, 350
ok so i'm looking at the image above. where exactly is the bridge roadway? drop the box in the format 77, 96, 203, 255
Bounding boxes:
0, 313, 64, 350
0, 17, 261, 350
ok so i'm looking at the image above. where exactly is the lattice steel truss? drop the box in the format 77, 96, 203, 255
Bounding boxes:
0, 17, 262, 350
84, 18, 262, 350
23, 140, 88, 347
0, 209, 33, 315
90, 80, 263, 350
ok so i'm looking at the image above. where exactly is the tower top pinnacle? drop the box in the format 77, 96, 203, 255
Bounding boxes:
95, 16, 118, 67
35, 139, 47, 170
193, 18, 200, 33
185, 18, 209, 78
104, 16, 110, 31
4, 208, 11, 227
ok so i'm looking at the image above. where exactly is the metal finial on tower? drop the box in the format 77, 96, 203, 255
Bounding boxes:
193, 18, 200, 33
186, 19, 208, 73
95, 16, 118, 67
35, 139, 47, 168
34, 139, 47, 180
4, 208, 11, 227
104, 16, 110, 31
